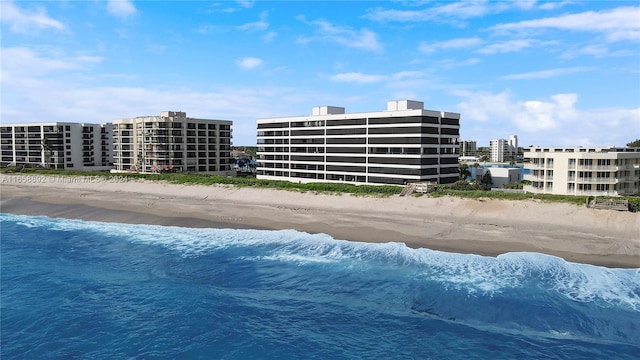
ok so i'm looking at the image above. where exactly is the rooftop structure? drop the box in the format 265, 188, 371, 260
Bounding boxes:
112, 111, 233, 174
256, 100, 461, 186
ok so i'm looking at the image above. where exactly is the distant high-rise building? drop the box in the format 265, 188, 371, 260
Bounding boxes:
489, 139, 508, 162
460, 140, 477, 156
0, 122, 113, 171
112, 111, 234, 174
508, 135, 518, 154
490, 135, 518, 162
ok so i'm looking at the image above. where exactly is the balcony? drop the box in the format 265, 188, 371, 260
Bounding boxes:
523, 174, 544, 182
525, 163, 545, 170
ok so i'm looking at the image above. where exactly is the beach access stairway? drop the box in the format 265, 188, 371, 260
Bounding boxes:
399, 182, 436, 196
588, 198, 629, 211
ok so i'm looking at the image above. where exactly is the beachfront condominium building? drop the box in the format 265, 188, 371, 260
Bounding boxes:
256, 100, 461, 186
490, 135, 518, 162
112, 111, 233, 174
0, 123, 113, 171
460, 140, 477, 157
523, 146, 640, 196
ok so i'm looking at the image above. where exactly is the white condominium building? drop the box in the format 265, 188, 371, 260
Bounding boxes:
524, 146, 640, 196
112, 111, 233, 174
0, 122, 113, 171
256, 100, 461, 186
490, 135, 518, 162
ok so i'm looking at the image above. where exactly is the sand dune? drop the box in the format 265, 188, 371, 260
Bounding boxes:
1, 174, 638, 268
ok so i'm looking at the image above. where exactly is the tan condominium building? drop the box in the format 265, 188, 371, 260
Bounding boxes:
112, 111, 233, 174
256, 100, 461, 186
0, 122, 113, 171
524, 146, 640, 196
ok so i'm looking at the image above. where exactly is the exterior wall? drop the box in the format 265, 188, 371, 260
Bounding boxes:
490, 136, 518, 162
477, 167, 521, 188
256, 100, 461, 186
489, 139, 507, 162
523, 146, 640, 196
460, 140, 477, 156
112, 111, 233, 175
0, 122, 113, 171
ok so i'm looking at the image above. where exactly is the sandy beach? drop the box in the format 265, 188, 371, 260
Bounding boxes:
1, 174, 639, 268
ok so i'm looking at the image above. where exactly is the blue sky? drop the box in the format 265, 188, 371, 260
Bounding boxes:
2, 0, 639, 147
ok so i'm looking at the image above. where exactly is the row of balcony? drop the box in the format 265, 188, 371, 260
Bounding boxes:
527, 164, 637, 171
524, 174, 636, 184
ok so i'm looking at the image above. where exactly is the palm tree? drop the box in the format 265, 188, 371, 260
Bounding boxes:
459, 163, 472, 181
41, 137, 52, 168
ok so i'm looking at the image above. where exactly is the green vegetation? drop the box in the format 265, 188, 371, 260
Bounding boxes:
2, 167, 637, 210
0, 168, 401, 196
430, 186, 591, 206
232, 146, 257, 158
626, 139, 640, 148
458, 163, 471, 181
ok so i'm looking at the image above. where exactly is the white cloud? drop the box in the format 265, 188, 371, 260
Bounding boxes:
262, 31, 277, 42
107, 0, 137, 18
502, 66, 593, 80
490, 6, 640, 42
330, 72, 385, 84
0, 1, 65, 33
476, 39, 534, 54
236, 57, 263, 70
538, 1, 574, 10
364, 0, 541, 24
0, 48, 315, 146
560, 44, 634, 59
237, 11, 269, 32
364, 1, 490, 23
1, 47, 101, 78
419, 37, 483, 53
298, 17, 382, 52
237, 0, 255, 8
329, 70, 425, 85
437, 58, 481, 69
455, 90, 640, 146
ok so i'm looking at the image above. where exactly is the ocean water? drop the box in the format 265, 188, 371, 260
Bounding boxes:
1, 213, 639, 359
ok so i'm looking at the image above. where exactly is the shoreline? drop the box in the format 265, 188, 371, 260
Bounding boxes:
1, 175, 639, 268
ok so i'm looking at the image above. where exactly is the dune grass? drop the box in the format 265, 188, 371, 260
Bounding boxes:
3, 168, 637, 210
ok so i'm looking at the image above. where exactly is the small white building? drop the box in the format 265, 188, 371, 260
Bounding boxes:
476, 167, 521, 188
0, 122, 113, 171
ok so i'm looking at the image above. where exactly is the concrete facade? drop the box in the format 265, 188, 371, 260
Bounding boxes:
256, 100, 461, 186
523, 146, 640, 196
460, 140, 477, 156
490, 135, 518, 163
476, 167, 521, 188
112, 111, 234, 174
0, 122, 113, 171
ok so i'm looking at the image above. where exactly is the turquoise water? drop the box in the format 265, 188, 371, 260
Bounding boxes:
1, 213, 639, 359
